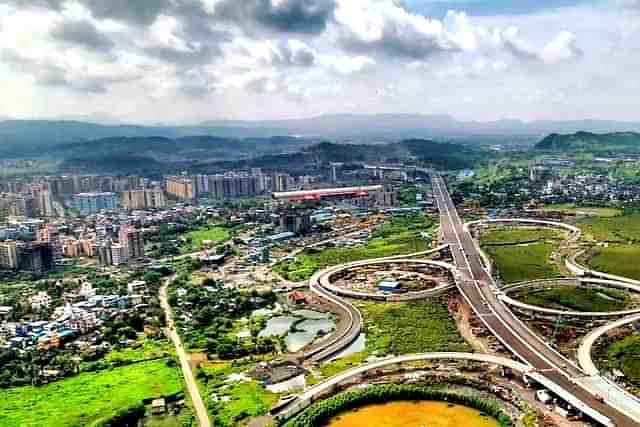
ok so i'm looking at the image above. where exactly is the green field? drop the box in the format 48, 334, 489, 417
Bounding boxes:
199, 362, 279, 426
480, 227, 563, 283
512, 287, 630, 312
183, 226, 231, 249
274, 214, 436, 282
597, 334, 640, 391
0, 359, 183, 427
583, 244, 640, 280
480, 228, 562, 246
539, 204, 621, 218
320, 299, 470, 377
576, 212, 640, 242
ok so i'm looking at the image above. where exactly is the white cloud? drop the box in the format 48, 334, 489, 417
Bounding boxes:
0, 0, 636, 123
539, 31, 581, 64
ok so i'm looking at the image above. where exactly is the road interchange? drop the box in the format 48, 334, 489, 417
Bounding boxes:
273, 174, 640, 426
431, 174, 640, 427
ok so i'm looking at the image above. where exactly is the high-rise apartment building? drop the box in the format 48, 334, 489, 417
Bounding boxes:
0, 241, 18, 269
70, 192, 119, 214
165, 177, 196, 200
119, 227, 144, 261
121, 189, 165, 210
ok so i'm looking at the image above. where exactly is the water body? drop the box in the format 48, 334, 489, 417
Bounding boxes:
330, 332, 366, 360
327, 401, 501, 427
286, 317, 336, 352
259, 316, 297, 337
266, 374, 306, 393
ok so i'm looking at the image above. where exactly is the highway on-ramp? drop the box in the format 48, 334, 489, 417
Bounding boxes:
431, 174, 638, 427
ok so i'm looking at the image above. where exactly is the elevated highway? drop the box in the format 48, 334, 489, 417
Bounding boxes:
431, 174, 639, 426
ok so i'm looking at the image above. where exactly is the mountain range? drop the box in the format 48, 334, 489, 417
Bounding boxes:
4, 115, 640, 153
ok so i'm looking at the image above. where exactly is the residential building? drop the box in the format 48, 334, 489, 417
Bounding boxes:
70, 192, 119, 214
17, 242, 55, 273
121, 189, 166, 210
0, 241, 18, 269
29, 291, 52, 311
119, 227, 144, 261
110, 243, 127, 266
165, 176, 195, 200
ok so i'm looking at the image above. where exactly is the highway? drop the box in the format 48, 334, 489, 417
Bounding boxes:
431, 174, 637, 426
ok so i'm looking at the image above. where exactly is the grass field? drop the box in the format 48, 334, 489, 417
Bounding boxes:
320, 299, 470, 377
576, 212, 640, 242
183, 226, 231, 249
582, 244, 640, 280
539, 204, 621, 218
480, 228, 562, 246
480, 227, 563, 283
512, 287, 630, 312
0, 359, 183, 427
274, 214, 436, 282
199, 362, 279, 426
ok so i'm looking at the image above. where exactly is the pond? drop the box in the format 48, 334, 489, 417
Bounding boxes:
285, 317, 336, 352
259, 315, 297, 337
326, 400, 501, 427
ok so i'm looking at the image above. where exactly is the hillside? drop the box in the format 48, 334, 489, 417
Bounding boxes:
535, 131, 640, 154
59, 139, 488, 175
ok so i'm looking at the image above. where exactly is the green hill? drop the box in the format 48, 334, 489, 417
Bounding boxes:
535, 131, 640, 154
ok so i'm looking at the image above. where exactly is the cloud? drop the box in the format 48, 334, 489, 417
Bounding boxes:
500, 26, 581, 63
335, 0, 458, 59
318, 54, 376, 73
209, 0, 336, 34
0, 49, 137, 92
539, 31, 581, 64
50, 19, 114, 53
141, 14, 228, 66
81, 0, 172, 26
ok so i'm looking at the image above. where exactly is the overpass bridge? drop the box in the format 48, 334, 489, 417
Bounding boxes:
431, 174, 640, 427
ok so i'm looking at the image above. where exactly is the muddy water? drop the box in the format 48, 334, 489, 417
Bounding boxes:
326, 400, 502, 427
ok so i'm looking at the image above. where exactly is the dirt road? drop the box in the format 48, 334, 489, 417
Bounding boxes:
160, 280, 211, 427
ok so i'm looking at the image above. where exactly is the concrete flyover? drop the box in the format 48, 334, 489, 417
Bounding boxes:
302, 245, 452, 363
317, 258, 457, 302
274, 352, 533, 421
566, 249, 640, 287
431, 174, 640, 426
497, 277, 640, 319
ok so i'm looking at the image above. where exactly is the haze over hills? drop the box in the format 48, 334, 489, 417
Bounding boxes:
200, 114, 640, 139
4, 115, 640, 152
535, 131, 640, 154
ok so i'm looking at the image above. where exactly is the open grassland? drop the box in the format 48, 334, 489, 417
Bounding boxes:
320, 299, 470, 378
511, 287, 630, 312
0, 359, 182, 427
184, 226, 231, 249
199, 361, 279, 426
576, 212, 640, 242
480, 227, 563, 284
274, 214, 436, 282
539, 204, 621, 218
582, 244, 640, 281
480, 227, 563, 246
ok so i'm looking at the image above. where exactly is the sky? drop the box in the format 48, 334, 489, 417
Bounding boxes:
0, 0, 639, 124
